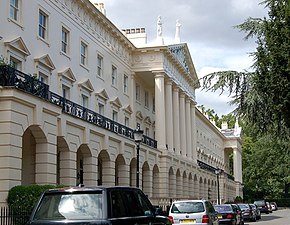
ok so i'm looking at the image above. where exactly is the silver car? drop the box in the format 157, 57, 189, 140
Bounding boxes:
168, 200, 219, 225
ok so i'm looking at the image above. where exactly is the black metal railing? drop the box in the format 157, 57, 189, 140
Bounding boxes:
197, 160, 236, 181
197, 160, 217, 174
0, 65, 157, 148
0, 206, 30, 225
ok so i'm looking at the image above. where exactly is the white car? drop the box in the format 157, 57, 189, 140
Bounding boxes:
168, 200, 219, 225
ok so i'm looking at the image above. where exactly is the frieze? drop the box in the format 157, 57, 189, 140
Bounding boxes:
48, 0, 132, 65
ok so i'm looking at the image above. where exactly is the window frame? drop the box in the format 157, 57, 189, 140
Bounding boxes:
123, 74, 128, 94
38, 9, 48, 40
61, 26, 69, 54
10, 0, 19, 21
97, 54, 103, 77
80, 41, 88, 66
111, 65, 117, 86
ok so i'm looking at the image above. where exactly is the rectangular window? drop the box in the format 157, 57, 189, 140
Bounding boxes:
136, 84, 140, 101
62, 85, 70, 99
152, 97, 155, 112
82, 94, 88, 108
39, 10, 47, 39
61, 27, 69, 54
111, 65, 117, 86
145, 127, 149, 136
80, 42, 87, 66
98, 103, 104, 115
10, 0, 19, 21
112, 110, 118, 121
125, 117, 129, 127
145, 91, 149, 107
123, 74, 128, 93
39, 72, 48, 84
97, 54, 103, 77
10, 56, 21, 70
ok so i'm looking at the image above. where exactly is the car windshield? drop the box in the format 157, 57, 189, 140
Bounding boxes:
171, 202, 204, 213
33, 191, 103, 220
254, 201, 265, 206
238, 204, 250, 209
214, 205, 232, 212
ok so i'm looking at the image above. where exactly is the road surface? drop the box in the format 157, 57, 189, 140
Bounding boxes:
244, 208, 290, 225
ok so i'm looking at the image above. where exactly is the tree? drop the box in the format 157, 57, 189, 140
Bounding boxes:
201, 0, 290, 139
201, 0, 290, 200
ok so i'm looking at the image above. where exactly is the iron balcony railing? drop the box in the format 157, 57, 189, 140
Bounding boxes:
197, 160, 235, 181
0, 65, 157, 148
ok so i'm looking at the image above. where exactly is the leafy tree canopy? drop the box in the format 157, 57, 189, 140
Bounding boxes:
201, 0, 290, 140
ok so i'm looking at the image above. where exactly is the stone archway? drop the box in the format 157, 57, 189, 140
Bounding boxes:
76, 144, 92, 186
152, 165, 160, 197
168, 167, 175, 197
115, 154, 128, 186
98, 150, 113, 186
57, 136, 69, 185
194, 174, 199, 199
129, 158, 137, 187
188, 173, 194, 198
142, 162, 151, 195
22, 125, 47, 185
176, 169, 182, 198
182, 171, 188, 197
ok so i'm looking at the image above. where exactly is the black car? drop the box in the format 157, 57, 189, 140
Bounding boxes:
254, 200, 269, 214
249, 204, 261, 220
231, 204, 244, 225
237, 204, 256, 222
26, 186, 171, 225
214, 204, 242, 225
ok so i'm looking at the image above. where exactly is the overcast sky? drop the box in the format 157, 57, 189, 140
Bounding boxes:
93, 0, 268, 116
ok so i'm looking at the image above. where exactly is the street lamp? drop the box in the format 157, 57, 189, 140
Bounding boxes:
215, 168, 222, 204
133, 125, 143, 188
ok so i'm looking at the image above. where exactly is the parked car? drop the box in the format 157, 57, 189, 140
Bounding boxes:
27, 186, 171, 225
270, 202, 278, 211
249, 204, 261, 220
231, 204, 244, 225
253, 200, 269, 214
237, 204, 256, 222
214, 204, 242, 225
266, 202, 273, 213
168, 200, 219, 225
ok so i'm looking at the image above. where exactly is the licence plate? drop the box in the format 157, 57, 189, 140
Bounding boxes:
181, 219, 196, 223
218, 215, 223, 219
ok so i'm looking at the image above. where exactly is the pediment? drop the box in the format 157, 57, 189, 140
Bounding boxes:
136, 111, 144, 120
34, 54, 55, 70
122, 104, 133, 114
78, 79, 94, 93
168, 43, 200, 88
58, 68, 76, 83
144, 116, 152, 125
5, 37, 30, 57
95, 88, 109, 100
110, 97, 122, 108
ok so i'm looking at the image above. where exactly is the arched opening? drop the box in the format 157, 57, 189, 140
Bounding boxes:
130, 158, 137, 187
142, 162, 150, 195
188, 173, 193, 197
22, 125, 47, 185
115, 154, 128, 186
199, 177, 203, 199
152, 165, 159, 197
57, 136, 69, 185
98, 150, 111, 186
176, 169, 182, 198
183, 171, 188, 197
76, 144, 91, 186
168, 167, 175, 197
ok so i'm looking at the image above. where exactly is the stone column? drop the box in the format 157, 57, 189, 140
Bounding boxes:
179, 92, 186, 157
233, 148, 243, 183
165, 79, 174, 152
185, 98, 192, 159
130, 73, 136, 127
173, 86, 180, 155
191, 102, 197, 162
154, 72, 166, 150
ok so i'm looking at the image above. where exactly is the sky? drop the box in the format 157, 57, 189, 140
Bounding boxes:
92, 0, 268, 116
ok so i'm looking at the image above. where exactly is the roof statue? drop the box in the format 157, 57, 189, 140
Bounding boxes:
175, 19, 181, 44
156, 15, 164, 45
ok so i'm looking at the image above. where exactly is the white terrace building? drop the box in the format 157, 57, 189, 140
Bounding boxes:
0, 0, 243, 207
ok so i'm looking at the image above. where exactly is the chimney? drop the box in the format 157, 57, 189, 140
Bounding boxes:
90, 1, 106, 16
122, 28, 147, 47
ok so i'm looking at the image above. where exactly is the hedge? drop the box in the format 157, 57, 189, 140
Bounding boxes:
7, 184, 65, 211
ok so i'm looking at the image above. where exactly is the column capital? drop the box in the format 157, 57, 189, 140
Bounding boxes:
152, 70, 166, 78
180, 91, 186, 98
165, 78, 173, 85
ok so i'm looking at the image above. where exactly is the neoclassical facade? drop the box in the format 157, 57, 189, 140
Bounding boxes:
0, 0, 243, 207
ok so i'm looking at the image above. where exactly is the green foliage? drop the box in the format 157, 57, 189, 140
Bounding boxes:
201, 0, 290, 201
201, 0, 290, 139
7, 184, 64, 211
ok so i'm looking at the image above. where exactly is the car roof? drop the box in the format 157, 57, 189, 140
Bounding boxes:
43, 186, 140, 193
172, 200, 206, 204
